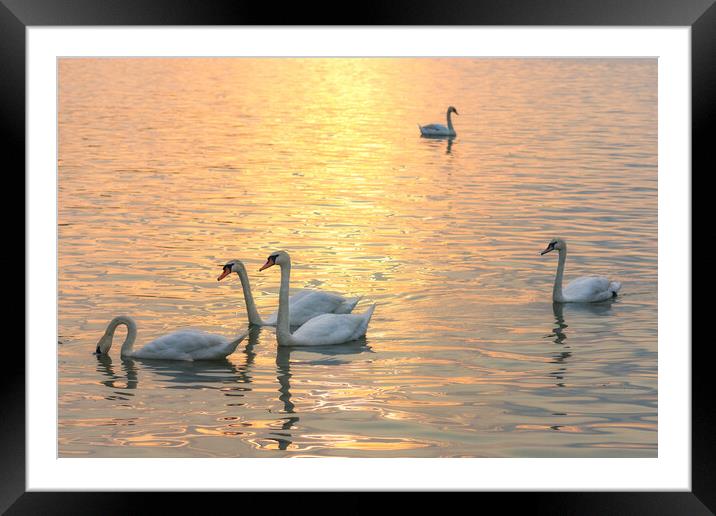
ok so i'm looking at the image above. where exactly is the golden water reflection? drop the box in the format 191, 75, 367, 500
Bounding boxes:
59, 58, 657, 457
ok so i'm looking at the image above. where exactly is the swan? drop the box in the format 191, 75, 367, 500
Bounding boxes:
259, 251, 376, 346
93, 315, 247, 360
217, 259, 361, 327
419, 106, 459, 137
540, 238, 622, 303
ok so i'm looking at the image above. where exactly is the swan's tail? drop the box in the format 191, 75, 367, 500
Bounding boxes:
609, 281, 622, 296
358, 303, 377, 337
417, 124, 424, 135
336, 295, 363, 314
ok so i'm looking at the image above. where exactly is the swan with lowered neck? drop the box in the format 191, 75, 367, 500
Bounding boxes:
419, 106, 459, 137
259, 251, 376, 346
217, 259, 361, 327
540, 238, 622, 303
94, 315, 247, 360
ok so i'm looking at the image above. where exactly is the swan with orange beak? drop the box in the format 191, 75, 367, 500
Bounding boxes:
540, 237, 622, 303
218, 255, 361, 327
259, 251, 376, 346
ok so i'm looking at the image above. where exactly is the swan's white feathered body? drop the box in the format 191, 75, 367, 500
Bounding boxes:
419, 106, 458, 137
259, 251, 376, 346
218, 260, 360, 327
419, 123, 453, 136
562, 276, 622, 303
541, 238, 622, 303
95, 315, 246, 361
130, 330, 241, 360
262, 290, 361, 326
286, 304, 376, 346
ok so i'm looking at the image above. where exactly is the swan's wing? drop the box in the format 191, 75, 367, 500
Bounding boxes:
291, 305, 375, 346
261, 290, 312, 325
563, 276, 615, 302
420, 123, 448, 134
264, 291, 348, 326
135, 330, 230, 360
292, 313, 367, 346
189, 338, 239, 360
263, 289, 322, 326
334, 296, 362, 314
289, 292, 348, 325
190, 330, 247, 359
287, 289, 313, 302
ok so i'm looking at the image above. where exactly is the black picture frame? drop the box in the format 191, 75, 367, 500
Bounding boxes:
6, 0, 710, 513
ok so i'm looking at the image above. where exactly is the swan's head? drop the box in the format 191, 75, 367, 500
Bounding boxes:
94, 316, 135, 355
448, 106, 459, 115
259, 250, 290, 271
94, 332, 113, 355
217, 259, 245, 281
94, 317, 125, 355
541, 237, 566, 255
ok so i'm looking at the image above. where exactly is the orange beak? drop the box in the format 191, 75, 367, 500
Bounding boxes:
259, 258, 275, 272
217, 268, 231, 281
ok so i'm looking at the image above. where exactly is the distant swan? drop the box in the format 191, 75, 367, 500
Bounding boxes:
259, 251, 376, 346
94, 315, 247, 360
218, 259, 361, 327
419, 106, 459, 137
540, 238, 622, 303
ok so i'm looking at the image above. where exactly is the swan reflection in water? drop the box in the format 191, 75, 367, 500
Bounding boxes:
420, 133, 455, 154
269, 338, 374, 451
548, 302, 570, 388
94, 327, 372, 451
96, 353, 138, 396
547, 301, 615, 387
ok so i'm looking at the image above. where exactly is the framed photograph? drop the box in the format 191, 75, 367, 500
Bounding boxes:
9, 0, 710, 512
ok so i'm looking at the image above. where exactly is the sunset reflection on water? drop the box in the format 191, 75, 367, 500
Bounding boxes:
59, 58, 656, 457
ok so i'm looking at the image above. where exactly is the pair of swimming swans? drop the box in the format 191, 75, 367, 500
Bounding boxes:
94, 251, 376, 360
255, 251, 376, 347
216, 257, 361, 327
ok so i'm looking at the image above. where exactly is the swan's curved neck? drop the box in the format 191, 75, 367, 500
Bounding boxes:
553, 245, 567, 303
233, 267, 264, 325
446, 109, 454, 131
276, 260, 297, 346
105, 316, 138, 356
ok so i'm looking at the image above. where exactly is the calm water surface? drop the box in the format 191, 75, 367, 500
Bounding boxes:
58, 58, 657, 457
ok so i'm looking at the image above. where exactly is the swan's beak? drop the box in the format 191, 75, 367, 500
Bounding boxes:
540, 245, 555, 255
454, 109, 459, 115
94, 335, 110, 355
217, 268, 231, 281
259, 259, 275, 272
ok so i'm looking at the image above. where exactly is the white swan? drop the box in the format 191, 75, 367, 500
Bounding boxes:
259, 251, 376, 346
217, 259, 361, 327
419, 106, 459, 137
540, 238, 622, 303
94, 315, 247, 360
